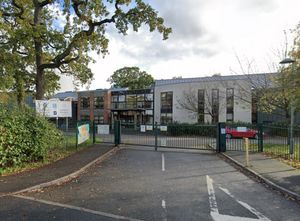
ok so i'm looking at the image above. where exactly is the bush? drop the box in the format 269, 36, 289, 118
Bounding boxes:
166, 122, 216, 137
0, 104, 63, 168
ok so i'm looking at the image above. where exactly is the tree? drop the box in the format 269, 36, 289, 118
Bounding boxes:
108, 66, 154, 89
176, 84, 226, 123
0, 0, 172, 100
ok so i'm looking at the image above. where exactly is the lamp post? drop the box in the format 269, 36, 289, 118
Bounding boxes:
279, 58, 296, 155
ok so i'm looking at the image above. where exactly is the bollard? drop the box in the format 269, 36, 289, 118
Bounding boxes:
244, 137, 250, 167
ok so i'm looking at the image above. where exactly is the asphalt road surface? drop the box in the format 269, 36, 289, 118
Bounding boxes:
1, 147, 300, 221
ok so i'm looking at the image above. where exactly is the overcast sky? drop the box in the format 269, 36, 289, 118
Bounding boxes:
60, 0, 300, 92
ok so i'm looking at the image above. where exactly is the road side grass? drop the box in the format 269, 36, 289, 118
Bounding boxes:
0, 136, 102, 176
263, 144, 300, 169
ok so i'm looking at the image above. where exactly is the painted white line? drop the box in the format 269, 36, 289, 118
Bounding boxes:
211, 212, 267, 221
161, 199, 167, 221
206, 175, 219, 213
162, 200, 166, 209
218, 187, 271, 221
206, 176, 271, 221
162, 153, 165, 172
14, 195, 144, 221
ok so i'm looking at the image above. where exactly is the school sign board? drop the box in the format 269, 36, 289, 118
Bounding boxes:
35, 100, 72, 118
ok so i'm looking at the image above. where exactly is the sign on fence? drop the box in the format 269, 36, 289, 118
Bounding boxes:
140, 125, 146, 133
97, 125, 110, 135
78, 124, 90, 145
146, 125, 153, 131
35, 100, 72, 118
160, 126, 168, 132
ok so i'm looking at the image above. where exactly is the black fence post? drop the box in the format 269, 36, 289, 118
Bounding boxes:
258, 123, 263, 152
92, 120, 96, 144
155, 122, 158, 151
217, 122, 226, 153
75, 121, 78, 149
114, 120, 121, 146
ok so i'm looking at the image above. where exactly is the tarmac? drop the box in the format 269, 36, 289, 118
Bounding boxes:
0, 143, 300, 203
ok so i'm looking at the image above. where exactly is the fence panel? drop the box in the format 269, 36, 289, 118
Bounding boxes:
263, 125, 300, 161
225, 124, 260, 152
94, 123, 116, 144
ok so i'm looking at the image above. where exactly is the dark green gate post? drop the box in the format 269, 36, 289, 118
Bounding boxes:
114, 120, 121, 146
75, 121, 79, 149
258, 123, 263, 152
154, 122, 158, 151
217, 122, 226, 153
92, 120, 96, 144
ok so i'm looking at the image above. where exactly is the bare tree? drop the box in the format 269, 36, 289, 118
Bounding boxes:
176, 85, 226, 123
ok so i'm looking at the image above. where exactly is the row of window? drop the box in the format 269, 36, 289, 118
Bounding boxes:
80, 96, 104, 109
112, 93, 153, 103
160, 89, 235, 124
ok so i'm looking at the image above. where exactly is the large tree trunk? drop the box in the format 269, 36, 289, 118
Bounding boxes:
35, 67, 45, 100
33, 3, 44, 100
15, 71, 25, 106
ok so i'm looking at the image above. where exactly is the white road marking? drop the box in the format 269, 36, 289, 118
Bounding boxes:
14, 195, 144, 221
219, 187, 271, 221
161, 200, 167, 221
162, 200, 166, 209
206, 175, 219, 213
162, 153, 165, 171
210, 212, 268, 221
206, 176, 271, 221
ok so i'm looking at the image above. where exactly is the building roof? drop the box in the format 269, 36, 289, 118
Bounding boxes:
53, 91, 78, 101
155, 73, 277, 87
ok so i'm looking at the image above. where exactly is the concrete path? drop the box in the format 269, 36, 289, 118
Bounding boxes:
0, 144, 115, 195
223, 151, 300, 196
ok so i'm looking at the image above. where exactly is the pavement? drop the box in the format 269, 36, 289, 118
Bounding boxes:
0, 143, 116, 195
222, 151, 300, 201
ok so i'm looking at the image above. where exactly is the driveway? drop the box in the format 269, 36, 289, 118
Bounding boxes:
1, 147, 299, 221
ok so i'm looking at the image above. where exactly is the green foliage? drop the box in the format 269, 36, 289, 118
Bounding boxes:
166, 123, 216, 137
109, 66, 154, 89
0, 0, 171, 99
0, 104, 63, 168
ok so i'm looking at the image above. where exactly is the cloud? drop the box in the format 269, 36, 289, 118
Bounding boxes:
105, 0, 220, 63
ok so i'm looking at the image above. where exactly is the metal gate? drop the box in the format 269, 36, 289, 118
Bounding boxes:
119, 123, 217, 151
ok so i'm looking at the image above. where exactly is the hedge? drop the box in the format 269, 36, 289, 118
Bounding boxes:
166, 123, 216, 137
0, 104, 63, 168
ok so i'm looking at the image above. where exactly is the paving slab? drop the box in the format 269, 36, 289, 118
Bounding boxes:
224, 151, 300, 194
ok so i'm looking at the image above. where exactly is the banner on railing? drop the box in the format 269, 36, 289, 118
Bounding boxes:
78, 124, 90, 144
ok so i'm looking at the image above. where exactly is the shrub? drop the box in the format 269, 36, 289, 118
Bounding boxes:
0, 104, 63, 168
166, 122, 216, 137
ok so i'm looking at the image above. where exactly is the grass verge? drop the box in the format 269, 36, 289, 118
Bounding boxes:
0, 135, 102, 176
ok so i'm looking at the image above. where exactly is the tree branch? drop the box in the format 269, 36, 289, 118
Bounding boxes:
1, 0, 24, 18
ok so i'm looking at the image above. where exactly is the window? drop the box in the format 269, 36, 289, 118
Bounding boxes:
198, 89, 205, 123
94, 96, 104, 109
161, 92, 173, 124
211, 89, 219, 123
80, 115, 90, 122
126, 94, 136, 109
161, 113, 173, 124
80, 97, 90, 109
94, 116, 104, 124
145, 94, 153, 101
226, 88, 234, 122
